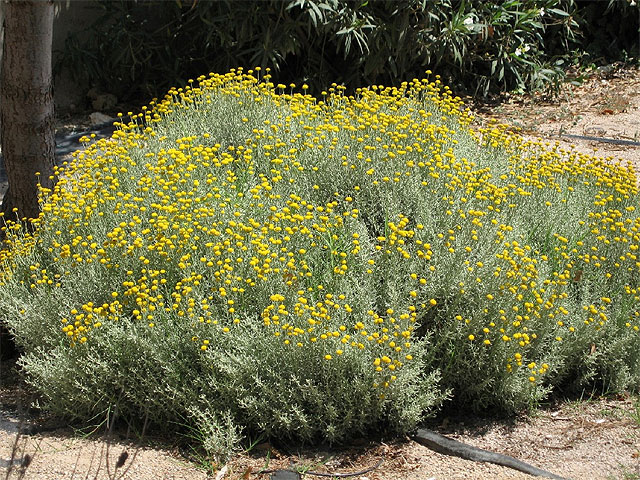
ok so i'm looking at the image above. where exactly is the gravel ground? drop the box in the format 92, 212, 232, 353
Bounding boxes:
2, 389, 639, 480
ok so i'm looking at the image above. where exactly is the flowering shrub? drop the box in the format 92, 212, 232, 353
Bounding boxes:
2, 69, 640, 459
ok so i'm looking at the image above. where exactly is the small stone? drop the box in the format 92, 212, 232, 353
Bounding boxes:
89, 112, 114, 125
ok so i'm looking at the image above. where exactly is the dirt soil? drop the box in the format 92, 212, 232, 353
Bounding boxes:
474, 64, 640, 172
2, 66, 640, 480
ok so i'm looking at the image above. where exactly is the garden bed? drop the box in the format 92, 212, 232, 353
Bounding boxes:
2, 66, 640, 479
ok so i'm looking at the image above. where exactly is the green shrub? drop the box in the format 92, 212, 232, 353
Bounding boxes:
575, 0, 640, 62
2, 70, 640, 458
59, 0, 585, 103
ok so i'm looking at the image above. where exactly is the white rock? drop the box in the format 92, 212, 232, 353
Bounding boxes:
89, 112, 114, 125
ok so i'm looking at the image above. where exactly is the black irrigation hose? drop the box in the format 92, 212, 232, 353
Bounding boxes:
257, 430, 569, 480
243, 429, 568, 480
413, 429, 567, 480
260, 458, 384, 479
560, 133, 640, 147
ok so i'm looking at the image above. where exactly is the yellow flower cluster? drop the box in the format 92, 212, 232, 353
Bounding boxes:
2, 67, 639, 395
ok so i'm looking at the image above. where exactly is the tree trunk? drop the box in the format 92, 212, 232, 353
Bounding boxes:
0, 1, 55, 359
0, 0, 55, 223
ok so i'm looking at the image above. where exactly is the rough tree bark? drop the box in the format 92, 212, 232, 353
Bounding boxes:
0, 1, 55, 359
0, 0, 55, 223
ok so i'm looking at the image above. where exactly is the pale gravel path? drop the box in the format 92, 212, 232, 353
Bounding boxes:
3, 391, 639, 479
0, 423, 209, 480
